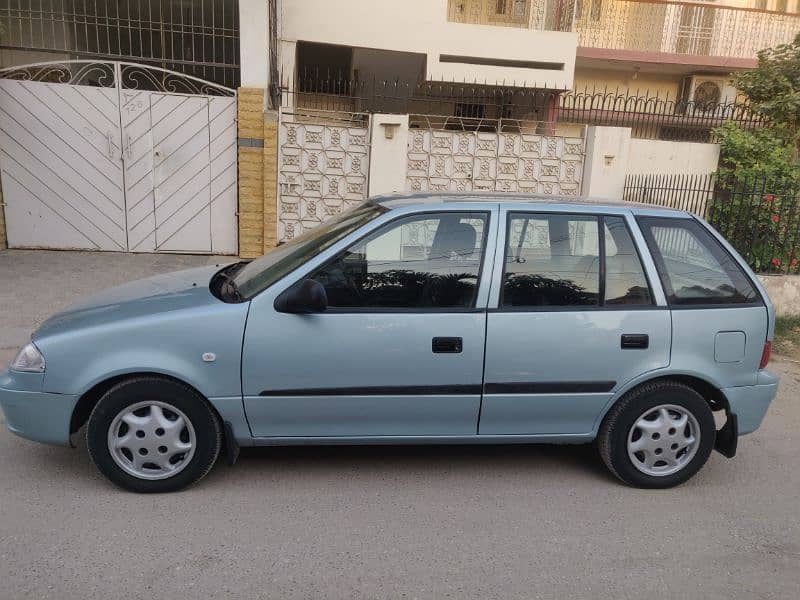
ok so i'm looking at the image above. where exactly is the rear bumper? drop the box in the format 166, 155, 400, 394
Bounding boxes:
0, 370, 77, 446
723, 370, 779, 435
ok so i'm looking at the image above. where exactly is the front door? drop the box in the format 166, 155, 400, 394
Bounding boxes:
480, 209, 671, 436
242, 207, 497, 438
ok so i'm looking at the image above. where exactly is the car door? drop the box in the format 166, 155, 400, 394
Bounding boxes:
241, 204, 499, 438
479, 207, 672, 436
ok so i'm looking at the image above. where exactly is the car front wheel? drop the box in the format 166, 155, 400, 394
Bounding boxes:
598, 380, 716, 488
86, 377, 221, 493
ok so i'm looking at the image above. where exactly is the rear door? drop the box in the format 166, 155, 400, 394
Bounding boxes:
480, 207, 671, 436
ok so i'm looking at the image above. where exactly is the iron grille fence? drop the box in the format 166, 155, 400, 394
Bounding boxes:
623, 172, 717, 216
0, 0, 239, 88
708, 178, 800, 275
281, 77, 766, 141
624, 172, 800, 274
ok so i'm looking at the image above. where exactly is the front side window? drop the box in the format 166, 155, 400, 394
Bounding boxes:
501, 213, 653, 308
232, 203, 388, 299
311, 212, 489, 310
638, 217, 760, 306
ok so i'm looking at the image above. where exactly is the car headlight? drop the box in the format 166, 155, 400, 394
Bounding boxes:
11, 342, 46, 373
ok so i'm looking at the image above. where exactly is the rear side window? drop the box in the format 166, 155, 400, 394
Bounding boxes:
501, 213, 653, 308
502, 213, 600, 307
638, 217, 760, 306
604, 216, 652, 306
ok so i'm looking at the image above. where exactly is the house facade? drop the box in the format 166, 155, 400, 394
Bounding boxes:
0, 0, 797, 255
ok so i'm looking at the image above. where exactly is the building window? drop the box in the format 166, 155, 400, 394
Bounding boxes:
0, 0, 240, 88
455, 102, 486, 119
496, 0, 508, 14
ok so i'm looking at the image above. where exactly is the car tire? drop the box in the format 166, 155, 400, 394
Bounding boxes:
598, 380, 716, 489
86, 376, 222, 493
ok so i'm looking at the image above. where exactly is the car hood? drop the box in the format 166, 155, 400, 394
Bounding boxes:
33, 265, 226, 340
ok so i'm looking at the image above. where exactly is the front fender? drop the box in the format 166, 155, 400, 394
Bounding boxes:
36, 302, 249, 400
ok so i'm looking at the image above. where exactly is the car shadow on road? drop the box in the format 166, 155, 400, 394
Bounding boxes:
3, 430, 616, 492
215, 442, 615, 485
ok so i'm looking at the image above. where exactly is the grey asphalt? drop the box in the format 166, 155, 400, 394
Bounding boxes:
0, 249, 798, 600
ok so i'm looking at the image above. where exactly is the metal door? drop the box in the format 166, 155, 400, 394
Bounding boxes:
150, 94, 212, 253
0, 78, 127, 250
0, 60, 238, 254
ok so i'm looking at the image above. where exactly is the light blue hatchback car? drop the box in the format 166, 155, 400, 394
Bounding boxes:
0, 194, 779, 492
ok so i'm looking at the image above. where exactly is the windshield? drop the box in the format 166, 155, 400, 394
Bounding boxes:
233, 202, 388, 299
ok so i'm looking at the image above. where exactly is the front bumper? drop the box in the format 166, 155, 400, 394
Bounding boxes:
723, 369, 780, 436
0, 369, 77, 446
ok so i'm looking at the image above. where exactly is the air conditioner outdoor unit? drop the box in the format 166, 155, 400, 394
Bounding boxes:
676, 75, 738, 115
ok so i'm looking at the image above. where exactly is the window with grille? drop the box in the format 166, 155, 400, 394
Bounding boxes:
0, 0, 240, 88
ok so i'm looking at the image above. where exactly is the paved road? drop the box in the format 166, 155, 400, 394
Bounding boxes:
1, 250, 799, 599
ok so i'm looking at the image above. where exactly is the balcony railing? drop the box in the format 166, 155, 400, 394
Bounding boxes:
575, 0, 800, 60
447, 0, 575, 31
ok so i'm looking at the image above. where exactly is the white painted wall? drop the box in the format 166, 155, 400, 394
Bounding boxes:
627, 140, 720, 175
368, 114, 410, 197
581, 126, 631, 201
279, 0, 576, 89
239, 0, 270, 89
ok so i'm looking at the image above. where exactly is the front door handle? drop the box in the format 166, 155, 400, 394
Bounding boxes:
432, 337, 463, 353
621, 334, 649, 349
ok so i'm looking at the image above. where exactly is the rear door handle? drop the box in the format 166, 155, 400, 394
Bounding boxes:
621, 334, 649, 349
432, 337, 463, 353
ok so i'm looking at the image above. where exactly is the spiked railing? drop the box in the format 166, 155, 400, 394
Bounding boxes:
281, 75, 766, 141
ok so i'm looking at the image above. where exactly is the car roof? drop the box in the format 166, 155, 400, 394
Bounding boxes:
372, 191, 691, 218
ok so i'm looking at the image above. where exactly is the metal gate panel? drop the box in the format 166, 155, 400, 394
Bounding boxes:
0, 60, 238, 254
0, 79, 126, 250
150, 94, 212, 253
121, 89, 157, 252
208, 97, 238, 255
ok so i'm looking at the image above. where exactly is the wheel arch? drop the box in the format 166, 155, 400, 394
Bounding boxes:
594, 372, 730, 436
70, 371, 224, 437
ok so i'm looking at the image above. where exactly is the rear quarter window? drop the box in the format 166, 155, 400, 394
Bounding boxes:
637, 216, 761, 306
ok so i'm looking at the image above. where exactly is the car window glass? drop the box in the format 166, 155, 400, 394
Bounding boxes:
233, 202, 387, 299
311, 212, 489, 309
638, 217, 760, 305
502, 213, 600, 307
604, 216, 652, 305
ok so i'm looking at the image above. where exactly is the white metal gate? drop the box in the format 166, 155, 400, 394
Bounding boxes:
0, 61, 237, 253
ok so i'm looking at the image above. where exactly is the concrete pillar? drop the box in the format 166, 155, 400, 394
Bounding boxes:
368, 114, 410, 196
239, 0, 270, 93
262, 112, 279, 251
279, 40, 297, 109
581, 126, 632, 200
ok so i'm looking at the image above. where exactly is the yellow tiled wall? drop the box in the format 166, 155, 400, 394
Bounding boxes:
236, 87, 279, 259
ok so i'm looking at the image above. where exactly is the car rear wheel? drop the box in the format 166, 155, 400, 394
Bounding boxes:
598, 380, 716, 488
87, 377, 221, 493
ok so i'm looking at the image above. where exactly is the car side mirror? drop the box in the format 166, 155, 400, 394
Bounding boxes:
274, 279, 328, 314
